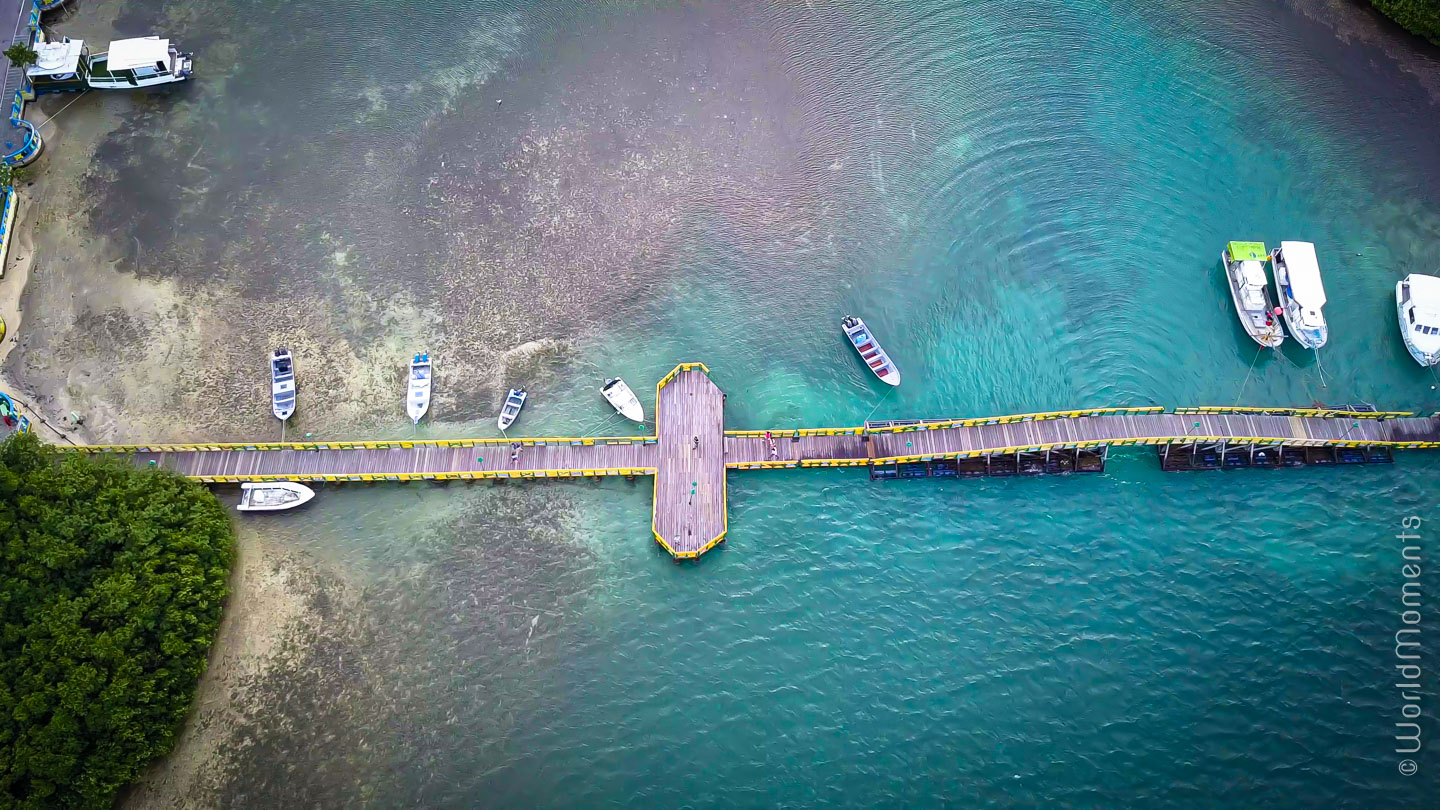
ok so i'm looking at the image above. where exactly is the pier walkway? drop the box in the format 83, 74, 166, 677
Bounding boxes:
73, 364, 1440, 559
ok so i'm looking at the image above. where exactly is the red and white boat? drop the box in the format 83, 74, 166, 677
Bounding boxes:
842, 315, 900, 386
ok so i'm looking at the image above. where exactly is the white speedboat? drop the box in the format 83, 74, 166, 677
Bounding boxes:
271, 348, 295, 421
498, 387, 527, 430
28, 34, 194, 95
1396, 274, 1440, 367
1222, 241, 1284, 348
601, 378, 645, 423
236, 481, 314, 512
407, 353, 432, 424
842, 315, 900, 386
1270, 241, 1328, 349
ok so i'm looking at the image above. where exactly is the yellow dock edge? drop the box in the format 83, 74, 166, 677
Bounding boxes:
650, 473, 727, 561
190, 467, 657, 484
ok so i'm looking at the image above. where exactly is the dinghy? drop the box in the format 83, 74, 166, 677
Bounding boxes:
842, 315, 901, 386
498, 387, 527, 430
601, 378, 645, 423
407, 353, 432, 423
1270, 241, 1328, 349
236, 481, 315, 512
1221, 241, 1284, 348
271, 348, 296, 421
1396, 274, 1440, 367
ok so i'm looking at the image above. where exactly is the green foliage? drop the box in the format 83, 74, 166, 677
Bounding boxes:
0, 434, 234, 809
1, 44, 37, 69
1371, 0, 1440, 45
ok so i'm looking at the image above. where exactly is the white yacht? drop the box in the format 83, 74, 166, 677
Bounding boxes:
1221, 241, 1284, 348
1270, 241, 1328, 349
601, 378, 644, 423
28, 34, 193, 94
1396, 274, 1440, 367
407, 353, 432, 423
270, 348, 295, 421
237, 481, 315, 512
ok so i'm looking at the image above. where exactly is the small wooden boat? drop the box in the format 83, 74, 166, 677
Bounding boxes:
236, 481, 314, 512
1221, 241, 1284, 348
842, 315, 900, 386
407, 353, 432, 424
601, 377, 645, 423
271, 348, 296, 421
498, 387, 527, 430
1270, 241, 1328, 349
1396, 274, 1440, 367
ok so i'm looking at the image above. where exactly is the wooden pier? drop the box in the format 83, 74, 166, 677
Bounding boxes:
72, 364, 1440, 559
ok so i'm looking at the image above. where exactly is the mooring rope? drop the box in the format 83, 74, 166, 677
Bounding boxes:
1232, 345, 1265, 407
860, 386, 896, 427
1315, 348, 1329, 389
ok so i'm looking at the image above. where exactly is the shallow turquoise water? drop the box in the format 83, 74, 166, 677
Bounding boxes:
80, 0, 1440, 805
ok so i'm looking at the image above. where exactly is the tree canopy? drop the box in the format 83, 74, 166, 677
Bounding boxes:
1372, 0, 1440, 45
0, 433, 234, 809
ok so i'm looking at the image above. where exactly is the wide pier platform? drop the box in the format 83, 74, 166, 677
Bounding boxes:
73, 364, 1440, 559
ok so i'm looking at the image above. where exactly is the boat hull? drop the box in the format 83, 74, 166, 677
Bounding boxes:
1397, 281, 1440, 367
271, 350, 296, 421
498, 389, 527, 430
236, 482, 315, 512
1271, 249, 1328, 349
602, 379, 645, 423
842, 316, 900, 386
408, 355, 432, 424
1221, 250, 1284, 348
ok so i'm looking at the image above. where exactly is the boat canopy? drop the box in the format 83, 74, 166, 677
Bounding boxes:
1406, 273, 1440, 302
1228, 241, 1267, 262
1239, 261, 1267, 288
1280, 241, 1326, 307
28, 39, 84, 76
107, 37, 172, 71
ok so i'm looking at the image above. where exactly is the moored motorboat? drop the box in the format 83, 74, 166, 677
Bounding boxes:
236, 481, 315, 512
1221, 241, 1284, 348
498, 387, 527, 430
1270, 241, 1328, 349
842, 315, 900, 386
271, 348, 295, 421
1396, 274, 1440, 367
408, 353, 432, 424
601, 378, 645, 423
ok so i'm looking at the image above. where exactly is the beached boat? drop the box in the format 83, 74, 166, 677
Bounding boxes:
1396, 274, 1440, 367
842, 315, 901, 386
407, 353, 432, 423
1270, 241, 1328, 349
236, 481, 315, 512
601, 378, 645, 423
271, 348, 295, 421
498, 388, 527, 430
1221, 241, 1284, 348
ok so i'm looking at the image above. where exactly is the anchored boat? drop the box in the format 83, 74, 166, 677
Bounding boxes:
407, 353, 432, 423
271, 348, 295, 421
842, 315, 900, 386
1396, 274, 1440, 367
236, 481, 315, 512
28, 34, 193, 94
601, 378, 645, 423
1222, 241, 1284, 348
498, 388, 527, 430
1270, 241, 1328, 349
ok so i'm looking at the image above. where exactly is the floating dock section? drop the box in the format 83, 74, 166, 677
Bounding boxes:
71, 365, 1440, 560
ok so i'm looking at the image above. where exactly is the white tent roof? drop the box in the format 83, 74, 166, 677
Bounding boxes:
1280, 241, 1326, 308
107, 37, 171, 71
1405, 274, 1440, 302
28, 39, 84, 76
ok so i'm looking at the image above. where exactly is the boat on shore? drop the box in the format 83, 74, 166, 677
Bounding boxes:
271, 348, 295, 421
842, 315, 900, 386
1270, 241, 1328, 349
236, 481, 314, 512
407, 353, 432, 423
1396, 274, 1440, 367
1221, 241, 1284, 348
498, 388, 527, 430
601, 378, 645, 423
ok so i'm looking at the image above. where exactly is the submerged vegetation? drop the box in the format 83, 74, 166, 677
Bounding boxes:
0, 434, 234, 809
1371, 0, 1440, 45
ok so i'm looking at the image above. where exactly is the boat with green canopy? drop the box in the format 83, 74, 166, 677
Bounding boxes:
1221, 240, 1284, 348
